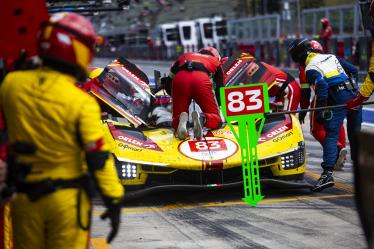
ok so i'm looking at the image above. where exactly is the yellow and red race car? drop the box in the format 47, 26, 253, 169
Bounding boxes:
89, 57, 310, 199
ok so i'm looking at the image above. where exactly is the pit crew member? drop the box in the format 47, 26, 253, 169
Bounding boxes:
298, 40, 347, 170
347, 0, 374, 109
289, 38, 360, 192
162, 47, 224, 140
0, 12, 124, 249
319, 17, 333, 53
235, 53, 301, 111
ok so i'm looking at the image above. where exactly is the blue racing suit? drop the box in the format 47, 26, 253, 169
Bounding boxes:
305, 52, 361, 170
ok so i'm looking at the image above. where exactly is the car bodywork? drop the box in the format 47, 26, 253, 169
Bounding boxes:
89, 57, 310, 199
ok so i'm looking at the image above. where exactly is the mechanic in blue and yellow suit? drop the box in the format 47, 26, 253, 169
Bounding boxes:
0, 12, 124, 249
289, 38, 360, 192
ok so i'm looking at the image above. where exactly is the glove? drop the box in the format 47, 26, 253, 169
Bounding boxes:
270, 101, 284, 112
346, 93, 369, 110
101, 197, 123, 243
220, 56, 229, 64
316, 109, 333, 124
298, 111, 307, 124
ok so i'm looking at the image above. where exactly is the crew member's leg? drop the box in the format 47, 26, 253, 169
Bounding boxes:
347, 107, 362, 163
12, 189, 91, 249
171, 71, 192, 130
191, 72, 222, 129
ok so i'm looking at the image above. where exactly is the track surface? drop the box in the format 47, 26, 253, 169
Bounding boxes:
89, 58, 367, 249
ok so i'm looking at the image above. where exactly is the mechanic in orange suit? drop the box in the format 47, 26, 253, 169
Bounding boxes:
298, 40, 347, 170
164, 47, 224, 140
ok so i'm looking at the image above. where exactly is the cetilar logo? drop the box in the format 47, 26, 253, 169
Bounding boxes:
226, 60, 242, 76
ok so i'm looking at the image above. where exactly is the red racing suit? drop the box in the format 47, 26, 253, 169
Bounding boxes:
0, 112, 12, 249
319, 20, 333, 53
299, 65, 346, 149
262, 62, 301, 111
169, 52, 224, 130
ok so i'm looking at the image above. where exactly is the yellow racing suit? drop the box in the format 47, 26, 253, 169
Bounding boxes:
360, 43, 374, 97
0, 67, 124, 249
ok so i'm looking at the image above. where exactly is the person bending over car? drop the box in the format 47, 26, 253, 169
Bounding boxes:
0, 12, 124, 249
225, 52, 301, 112
162, 47, 225, 140
289, 38, 360, 192
298, 40, 348, 171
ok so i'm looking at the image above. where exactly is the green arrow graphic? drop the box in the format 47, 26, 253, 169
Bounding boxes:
237, 118, 264, 206
220, 83, 269, 207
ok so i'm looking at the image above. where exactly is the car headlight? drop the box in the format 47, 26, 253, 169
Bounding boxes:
281, 141, 305, 170
120, 163, 138, 179
281, 154, 296, 169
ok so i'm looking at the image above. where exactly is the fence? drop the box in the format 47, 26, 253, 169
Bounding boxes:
97, 4, 372, 71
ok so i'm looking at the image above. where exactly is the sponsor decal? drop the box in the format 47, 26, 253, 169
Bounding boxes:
109, 124, 162, 151
188, 139, 227, 152
178, 137, 238, 161
258, 123, 292, 143
118, 143, 142, 152
272, 131, 293, 142
246, 62, 259, 77
226, 60, 242, 76
120, 66, 149, 89
212, 130, 233, 136
107, 73, 120, 85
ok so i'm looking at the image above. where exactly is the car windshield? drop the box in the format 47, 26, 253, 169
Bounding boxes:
98, 66, 152, 121
258, 114, 287, 134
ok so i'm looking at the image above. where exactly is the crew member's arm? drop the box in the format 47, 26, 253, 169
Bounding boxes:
299, 65, 311, 110
78, 96, 123, 198
306, 69, 328, 106
337, 57, 358, 83
213, 65, 224, 106
161, 60, 180, 95
78, 95, 124, 242
346, 47, 374, 109
360, 44, 374, 98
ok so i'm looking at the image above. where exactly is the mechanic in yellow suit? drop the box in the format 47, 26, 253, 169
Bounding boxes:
0, 12, 124, 249
347, 0, 374, 108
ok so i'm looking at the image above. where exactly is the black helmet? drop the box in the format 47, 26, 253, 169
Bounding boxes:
288, 38, 311, 65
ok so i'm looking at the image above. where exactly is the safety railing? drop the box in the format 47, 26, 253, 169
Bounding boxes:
97, 35, 372, 71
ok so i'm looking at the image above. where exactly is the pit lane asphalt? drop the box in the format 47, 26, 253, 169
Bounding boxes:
89, 58, 367, 249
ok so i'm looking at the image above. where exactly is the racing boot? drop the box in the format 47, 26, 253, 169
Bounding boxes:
311, 170, 334, 192
191, 110, 204, 140
334, 147, 347, 171
176, 112, 188, 140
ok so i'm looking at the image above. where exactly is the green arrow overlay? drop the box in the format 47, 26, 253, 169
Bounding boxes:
220, 83, 269, 207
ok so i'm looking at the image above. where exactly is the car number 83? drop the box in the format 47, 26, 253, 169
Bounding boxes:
225, 87, 265, 116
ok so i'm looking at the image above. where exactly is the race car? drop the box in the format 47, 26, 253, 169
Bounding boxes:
88, 57, 310, 199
